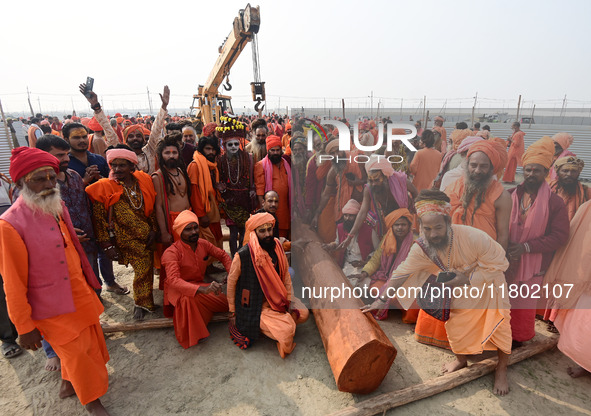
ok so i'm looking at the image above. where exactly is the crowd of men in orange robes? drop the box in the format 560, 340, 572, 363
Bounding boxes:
1, 93, 591, 413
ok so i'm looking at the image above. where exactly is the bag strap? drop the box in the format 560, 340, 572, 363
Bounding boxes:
414, 237, 447, 271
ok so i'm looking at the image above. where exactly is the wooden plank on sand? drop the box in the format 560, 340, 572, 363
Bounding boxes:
101, 313, 230, 334
328, 337, 558, 416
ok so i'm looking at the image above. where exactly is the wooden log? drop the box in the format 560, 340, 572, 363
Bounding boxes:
292, 220, 397, 394
101, 313, 230, 334
329, 336, 558, 416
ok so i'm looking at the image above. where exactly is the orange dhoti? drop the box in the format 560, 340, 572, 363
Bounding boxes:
52, 323, 110, 405
173, 290, 229, 349
414, 310, 451, 349
260, 297, 308, 358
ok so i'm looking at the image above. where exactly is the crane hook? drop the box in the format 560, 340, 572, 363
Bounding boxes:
254, 99, 265, 113
223, 75, 232, 91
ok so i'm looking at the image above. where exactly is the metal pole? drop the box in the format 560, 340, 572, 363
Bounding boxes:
529, 104, 535, 128
342, 99, 345, 119
516, 95, 521, 122
147, 87, 153, 114
422, 96, 426, 126
26, 87, 35, 117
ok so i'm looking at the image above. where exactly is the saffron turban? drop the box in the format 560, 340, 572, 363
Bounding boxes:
246, 212, 275, 231
554, 156, 584, 173
325, 139, 340, 154
106, 148, 138, 166
285, 122, 292, 130
203, 122, 217, 137
81, 117, 91, 127
450, 128, 473, 150
266, 135, 282, 151
365, 154, 394, 177
456, 136, 483, 154
9, 147, 59, 182
342, 199, 361, 215
382, 208, 413, 256
87, 117, 103, 132
172, 210, 199, 236
434, 116, 445, 122
115, 113, 122, 117
468, 140, 508, 175
415, 199, 451, 218
123, 124, 145, 142
522, 136, 554, 170
552, 132, 574, 151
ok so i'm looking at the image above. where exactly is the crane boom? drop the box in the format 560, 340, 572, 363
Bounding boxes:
191, 4, 260, 124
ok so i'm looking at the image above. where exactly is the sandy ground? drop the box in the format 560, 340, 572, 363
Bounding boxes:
2, 210, 591, 416
2, 258, 590, 416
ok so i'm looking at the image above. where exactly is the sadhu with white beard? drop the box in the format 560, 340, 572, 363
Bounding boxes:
363, 189, 512, 396
0, 147, 111, 415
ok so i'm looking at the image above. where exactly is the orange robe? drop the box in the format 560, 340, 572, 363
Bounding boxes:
161, 239, 231, 349
409, 147, 442, 192
392, 225, 512, 355
550, 180, 591, 221
0, 219, 108, 405
227, 252, 308, 358
432, 126, 447, 153
447, 177, 504, 240
502, 131, 525, 182
254, 161, 290, 236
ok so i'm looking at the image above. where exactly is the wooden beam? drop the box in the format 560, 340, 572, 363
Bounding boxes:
101, 313, 230, 334
328, 336, 558, 416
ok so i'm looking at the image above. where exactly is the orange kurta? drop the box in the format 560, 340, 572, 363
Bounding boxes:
502, 131, 525, 182
391, 225, 512, 355
550, 180, 591, 221
254, 161, 290, 234
409, 147, 442, 192
0, 219, 108, 405
161, 239, 231, 349
227, 252, 308, 358
447, 177, 505, 240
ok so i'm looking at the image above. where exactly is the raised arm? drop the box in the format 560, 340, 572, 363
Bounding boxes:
145, 86, 170, 156
79, 84, 119, 147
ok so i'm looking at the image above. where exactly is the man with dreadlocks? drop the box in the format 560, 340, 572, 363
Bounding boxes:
152, 133, 192, 246
363, 189, 512, 396
217, 116, 254, 257
187, 133, 223, 252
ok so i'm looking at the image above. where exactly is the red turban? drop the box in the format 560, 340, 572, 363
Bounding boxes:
266, 135, 282, 151
115, 113, 122, 117
9, 147, 59, 182
87, 117, 103, 132
468, 140, 508, 175
123, 124, 145, 142
203, 122, 217, 137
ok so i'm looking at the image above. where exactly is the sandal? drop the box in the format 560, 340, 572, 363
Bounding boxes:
547, 322, 559, 334
106, 285, 130, 295
2, 342, 23, 359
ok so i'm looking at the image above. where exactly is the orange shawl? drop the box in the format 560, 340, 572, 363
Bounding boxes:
245, 213, 289, 312
188, 152, 220, 213
85, 171, 156, 217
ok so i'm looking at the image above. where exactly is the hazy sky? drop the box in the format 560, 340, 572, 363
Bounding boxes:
1, 0, 590, 115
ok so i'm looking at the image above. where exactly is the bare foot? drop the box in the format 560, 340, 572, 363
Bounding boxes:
85, 399, 110, 415
59, 380, 75, 399
493, 365, 510, 396
567, 365, 590, 378
45, 357, 61, 371
133, 307, 146, 321
442, 358, 467, 374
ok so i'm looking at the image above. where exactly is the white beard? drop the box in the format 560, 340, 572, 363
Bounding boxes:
20, 185, 63, 218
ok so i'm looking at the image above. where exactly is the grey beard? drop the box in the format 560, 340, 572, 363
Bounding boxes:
292, 154, 306, 168
21, 185, 63, 218
461, 172, 493, 224
423, 225, 451, 258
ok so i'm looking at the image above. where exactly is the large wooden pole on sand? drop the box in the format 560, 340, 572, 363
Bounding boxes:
292, 220, 397, 394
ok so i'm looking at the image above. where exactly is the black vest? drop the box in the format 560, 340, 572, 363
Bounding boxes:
235, 245, 266, 340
